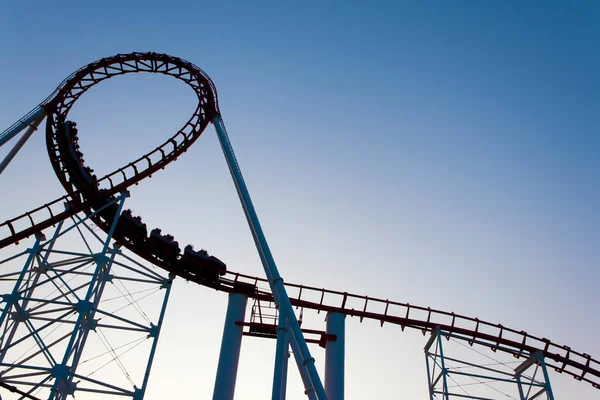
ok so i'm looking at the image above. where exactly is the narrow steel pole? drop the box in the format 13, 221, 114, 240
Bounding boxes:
515, 375, 526, 400
213, 293, 248, 400
272, 311, 290, 400
281, 338, 289, 398
0, 106, 45, 147
0, 109, 45, 175
424, 350, 435, 400
436, 332, 450, 400
213, 116, 327, 399
539, 355, 555, 400
289, 330, 317, 400
134, 273, 174, 400
324, 312, 345, 400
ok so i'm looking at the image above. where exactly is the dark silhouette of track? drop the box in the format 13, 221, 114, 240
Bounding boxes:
0, 52, 598, 391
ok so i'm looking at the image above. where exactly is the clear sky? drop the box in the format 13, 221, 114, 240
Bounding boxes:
0, 1, 599, 399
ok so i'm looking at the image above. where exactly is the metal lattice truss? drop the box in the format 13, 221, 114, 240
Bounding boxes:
425, 329, 554, 400
0, 199, 172, 400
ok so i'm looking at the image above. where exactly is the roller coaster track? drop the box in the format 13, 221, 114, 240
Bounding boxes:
0, 52, 598, 395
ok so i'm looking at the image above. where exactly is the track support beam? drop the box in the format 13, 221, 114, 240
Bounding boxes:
272, 310, 290, 400
325, 312, 345, 400
213, 293, 248, 400
289, 330, 318, 400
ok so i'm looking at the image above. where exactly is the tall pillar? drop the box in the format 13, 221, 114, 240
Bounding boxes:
213, 293, 248, 400
325, 312, 345, 400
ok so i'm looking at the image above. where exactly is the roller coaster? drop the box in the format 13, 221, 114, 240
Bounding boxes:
0, 52, 597, 399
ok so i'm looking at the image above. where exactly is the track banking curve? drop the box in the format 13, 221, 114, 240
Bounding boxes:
0, 52, 598, 392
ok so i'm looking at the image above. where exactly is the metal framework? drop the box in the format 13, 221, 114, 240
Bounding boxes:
0, 195, 173, 400
0, 51, 327, 399
425, 329, 554, 400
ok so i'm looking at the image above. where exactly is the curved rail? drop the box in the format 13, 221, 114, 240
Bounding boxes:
221, 271, 600, 390
1, 52, 218, 248
0, 52, 597, 392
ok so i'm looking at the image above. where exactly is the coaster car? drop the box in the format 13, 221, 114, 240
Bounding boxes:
114, 209, 148, 245
181, 245, 226, 282
148, 228, 180, 264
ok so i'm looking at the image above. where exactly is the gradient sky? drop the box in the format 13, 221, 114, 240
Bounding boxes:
1, 1, 599, 399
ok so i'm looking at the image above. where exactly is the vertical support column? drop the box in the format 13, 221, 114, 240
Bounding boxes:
324, 312, 345, 400
272, 311, 290, 400
213, 293, 248, 400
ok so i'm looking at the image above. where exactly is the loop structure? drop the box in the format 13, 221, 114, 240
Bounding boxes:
0, 53, 218, 250
45, 52, 219, 198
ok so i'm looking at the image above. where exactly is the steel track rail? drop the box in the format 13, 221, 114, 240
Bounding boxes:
221, 271, 600, 390
1, 52, 597, 392
1, 52, 218, 249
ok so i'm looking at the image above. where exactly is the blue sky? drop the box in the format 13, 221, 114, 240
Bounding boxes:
0, 1, 599, 399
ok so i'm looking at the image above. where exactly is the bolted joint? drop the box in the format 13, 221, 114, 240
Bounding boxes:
160, 277, 173, 289
148, 323, 159, 338
51, 364, 70, 380
276, 326, 288, 334
51, 363, 77, 396
133, 387, 143, 400
10, 308, 28, 322
94, 254, 109, 268
76, 300, 94, 315
318, 333, 337, 348
33, 263, 50, 274
34, 232, 46, 241
82, 315, 98, 331
28, 240, 44, 255
271, 277, 284, 286
1, 292, 17, 305
302, 357, 316, 367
